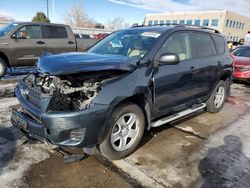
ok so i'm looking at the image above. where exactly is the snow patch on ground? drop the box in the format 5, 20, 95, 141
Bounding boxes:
0, 97, 51, 188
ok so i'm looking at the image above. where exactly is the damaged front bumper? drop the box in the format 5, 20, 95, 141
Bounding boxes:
11, 81, 110, 148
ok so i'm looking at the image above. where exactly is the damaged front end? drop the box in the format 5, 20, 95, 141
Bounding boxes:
12, 52, 138, 162
24, 71, 122, 112
12, 68, 129, 151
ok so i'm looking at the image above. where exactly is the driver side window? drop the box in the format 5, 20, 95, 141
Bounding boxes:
16, 25, 42, 39
159, 32, 192, 61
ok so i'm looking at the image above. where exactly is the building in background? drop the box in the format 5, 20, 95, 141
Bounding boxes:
145, 10, 250, 42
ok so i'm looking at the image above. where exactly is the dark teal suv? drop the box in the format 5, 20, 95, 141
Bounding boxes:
12, 24, 233, 161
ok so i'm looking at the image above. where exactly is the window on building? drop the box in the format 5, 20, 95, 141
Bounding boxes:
211, 19, 219, 26
172, 20, 178, 24
229, 20, 233, 28
226, 19, 229, 27
212, 35, 225, 54
190, 32, 216, 58
239, 23, 242, 29
242, 23, 245, 29
160, 20, 164, 25
166, 20, 171, 24
233, 21, 236, 28
148, 20, 153, 25
154, 20, 158, 25
187, 20, 192, 25
194, 19, 201, 26
179, 20, 185, 24
202, 19, 209, 26
236, 22, 239, 29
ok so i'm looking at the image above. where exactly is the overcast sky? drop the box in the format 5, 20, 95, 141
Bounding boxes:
0, 0, 249, 24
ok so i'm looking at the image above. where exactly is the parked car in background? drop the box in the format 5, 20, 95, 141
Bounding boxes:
232, 45, 250, 82
94, 33, 109, 39
0, 22, 98, 78
12, 24, 233, 161
75, 33, 93, 39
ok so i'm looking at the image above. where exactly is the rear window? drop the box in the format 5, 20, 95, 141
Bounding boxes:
233, 47, 250, 57
191, 32, 216, 59
212, 35, 225, 54
46, 26, 68, 38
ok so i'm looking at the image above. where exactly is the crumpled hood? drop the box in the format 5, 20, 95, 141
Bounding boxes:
37, 52, 139, 76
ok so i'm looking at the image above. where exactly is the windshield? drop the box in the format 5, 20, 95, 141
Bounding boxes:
0, 23, 19, 37
89, 30, 161, 59
233, 47, 250, 57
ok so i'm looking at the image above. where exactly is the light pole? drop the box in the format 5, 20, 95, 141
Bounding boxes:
47, 0, 49, 19
52, 0, 55, 22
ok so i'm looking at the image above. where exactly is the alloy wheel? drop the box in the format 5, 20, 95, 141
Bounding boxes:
111, 113, 140, 152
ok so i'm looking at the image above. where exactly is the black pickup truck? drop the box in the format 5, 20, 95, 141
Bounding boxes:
0, 22, 98, 77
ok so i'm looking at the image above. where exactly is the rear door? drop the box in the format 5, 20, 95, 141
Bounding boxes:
153, 31, 196, 117
8, 24, 45, 67
189, 32, 221, 100
44, 25, 76, 54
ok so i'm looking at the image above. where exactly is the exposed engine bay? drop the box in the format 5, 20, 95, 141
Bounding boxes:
24, 71, 123, 111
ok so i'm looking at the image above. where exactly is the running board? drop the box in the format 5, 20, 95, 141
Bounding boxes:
151, 103, 207, 128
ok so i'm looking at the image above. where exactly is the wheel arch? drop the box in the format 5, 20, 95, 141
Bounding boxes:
99, 92, 153, 144
0, 51, 11, 68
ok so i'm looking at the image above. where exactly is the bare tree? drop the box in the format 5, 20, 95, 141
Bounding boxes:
106, 17, 124, 30
64, 5, 96, 28
106, 17, 130, 30
0, 14, 14, 22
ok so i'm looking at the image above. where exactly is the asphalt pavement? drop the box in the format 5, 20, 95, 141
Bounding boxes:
0, 76, 250, 188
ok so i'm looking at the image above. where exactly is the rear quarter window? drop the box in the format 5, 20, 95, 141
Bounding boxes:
46, 26, 68, 39
191, 32, 216, 59
212, 35, 226, 54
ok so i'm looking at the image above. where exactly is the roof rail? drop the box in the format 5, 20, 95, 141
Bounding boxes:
132, 23, 221, 34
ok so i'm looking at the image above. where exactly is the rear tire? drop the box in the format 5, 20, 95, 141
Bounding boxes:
99, 102, 145, 160
0, 58, 7, 78
206, 81, 227, 113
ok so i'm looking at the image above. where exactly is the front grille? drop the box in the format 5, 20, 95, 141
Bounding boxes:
27, 88, 41, 108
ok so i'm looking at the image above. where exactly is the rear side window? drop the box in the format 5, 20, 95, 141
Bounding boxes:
212, 35, 225, 54
46, 26, 68, 38
191, 32, 216, 59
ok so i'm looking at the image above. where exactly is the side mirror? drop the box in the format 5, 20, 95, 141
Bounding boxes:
158, 53, 180, 65
11, 33, 18, 39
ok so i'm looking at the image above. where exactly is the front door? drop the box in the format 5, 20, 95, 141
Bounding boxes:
153, 32, 196, 118
9, 25, 45, 67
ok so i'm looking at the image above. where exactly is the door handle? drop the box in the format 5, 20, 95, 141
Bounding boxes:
68, 41, 74, 44
218, 61, 222, 66
37, 41, 45, 45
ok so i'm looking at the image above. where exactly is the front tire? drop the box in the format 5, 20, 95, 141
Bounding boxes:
0, 58, 7, 78
99, 102, 145, 160
206, 80, 227, 113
